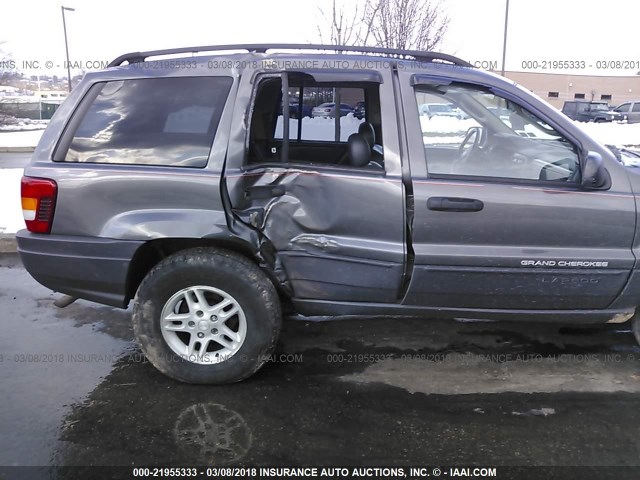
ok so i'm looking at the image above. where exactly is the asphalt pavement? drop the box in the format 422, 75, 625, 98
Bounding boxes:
1, 254, 640, 477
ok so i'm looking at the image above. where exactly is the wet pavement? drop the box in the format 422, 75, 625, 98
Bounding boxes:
1, 253, 640, 473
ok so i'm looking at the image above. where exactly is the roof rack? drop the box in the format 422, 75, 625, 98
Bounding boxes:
108, 43, 473, 68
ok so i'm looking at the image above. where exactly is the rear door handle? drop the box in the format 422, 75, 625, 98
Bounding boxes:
245, 185, 285, 200
427, 197, 484, 212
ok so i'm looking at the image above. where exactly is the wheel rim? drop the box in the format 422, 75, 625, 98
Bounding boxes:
160, 285, 247, 364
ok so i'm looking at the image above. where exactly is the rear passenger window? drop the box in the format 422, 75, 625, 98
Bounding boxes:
274, 87, 366, 142
247, 73, 384, 170
62, 77, 232, 167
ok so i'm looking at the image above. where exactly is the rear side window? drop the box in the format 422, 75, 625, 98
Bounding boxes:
61, 76, 232, 167
273, 86, 366, 142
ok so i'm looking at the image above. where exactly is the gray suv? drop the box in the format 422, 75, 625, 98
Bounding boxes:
614, 101, 640, 123
17, 44, 640, 384
561, 100, 625, 122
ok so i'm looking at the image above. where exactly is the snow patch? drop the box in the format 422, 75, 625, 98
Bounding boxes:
342, 355, 640, 395
274, 114, 364, 142
0, 169, 25, 234
0, 130, 45, 148
421, 115, 640, 148
574, 121, 640, 148
511, 408, 556, 417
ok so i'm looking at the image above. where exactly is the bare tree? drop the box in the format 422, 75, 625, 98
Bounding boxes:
317, 0, 362, 46
316, 0, 449, 51
364, 0, 449, 51
0, 43, 27, 94
0, 41, 16, 84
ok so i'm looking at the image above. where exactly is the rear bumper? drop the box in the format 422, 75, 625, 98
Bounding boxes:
16, 230, 143, 308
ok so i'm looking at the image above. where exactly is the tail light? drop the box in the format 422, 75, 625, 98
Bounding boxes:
21, 177, 57, 233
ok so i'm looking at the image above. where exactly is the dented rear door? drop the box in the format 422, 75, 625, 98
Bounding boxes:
223, 64, 406, 303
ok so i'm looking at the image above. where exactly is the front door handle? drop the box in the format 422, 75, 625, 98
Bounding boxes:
427, 197, 484, 212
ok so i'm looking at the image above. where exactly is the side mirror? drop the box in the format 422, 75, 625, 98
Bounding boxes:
581, 151, 609, 189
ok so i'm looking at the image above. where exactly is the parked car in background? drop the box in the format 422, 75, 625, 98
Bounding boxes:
453, 106, 470, 119
488, 106, 511, 122
419, 103, 460, 119
562, 101, 625, 122
280, 100, 313, 119
614, 101, 640, 123
353, 101, 366, 119
311, 102, 353, 118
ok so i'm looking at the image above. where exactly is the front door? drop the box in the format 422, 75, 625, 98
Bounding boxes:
224, 68, 406, 303
399, 72, 636, 310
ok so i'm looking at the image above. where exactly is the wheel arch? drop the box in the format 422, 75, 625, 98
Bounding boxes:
125, 236, 260, 305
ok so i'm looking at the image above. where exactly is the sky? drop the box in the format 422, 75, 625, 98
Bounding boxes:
1, 0, 639, 77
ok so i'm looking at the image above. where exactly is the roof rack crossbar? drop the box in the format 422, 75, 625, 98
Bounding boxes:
108, 43, 473, 68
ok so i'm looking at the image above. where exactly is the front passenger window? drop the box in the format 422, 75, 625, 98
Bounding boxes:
415, 85, 580, 182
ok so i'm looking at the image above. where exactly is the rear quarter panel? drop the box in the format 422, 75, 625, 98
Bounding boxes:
24, 62, 240, 240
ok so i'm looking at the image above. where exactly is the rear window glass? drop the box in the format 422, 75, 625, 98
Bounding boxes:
62, 76, 232, 167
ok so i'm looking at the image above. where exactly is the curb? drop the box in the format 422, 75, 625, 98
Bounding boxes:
0, 146, 35, 153
0, 234, 17, 253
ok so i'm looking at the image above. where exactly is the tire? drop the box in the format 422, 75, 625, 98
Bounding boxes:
633, 313, 640, 346
132, 247, 281, 384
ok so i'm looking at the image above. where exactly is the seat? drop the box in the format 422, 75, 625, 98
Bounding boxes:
347, 134, 371, 167
347, 133, 384, 170
357, 122, 384, 168
358, 122, 376, 149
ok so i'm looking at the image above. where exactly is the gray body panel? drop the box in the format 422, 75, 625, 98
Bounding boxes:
397, 67, 637, 311
223, 62, 406, 303
404, 178, 635, 309
28, 61, 239, 239
17, 231, 141, 307
16, 50, 640, 321
226, 167, 405, 302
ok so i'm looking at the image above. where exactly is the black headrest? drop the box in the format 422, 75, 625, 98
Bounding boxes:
358, 122, 375, 147
347, 134, 371, 167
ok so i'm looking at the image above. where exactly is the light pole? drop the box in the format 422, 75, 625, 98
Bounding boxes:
61, 6, 75, 92
500, 0, 510, 76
